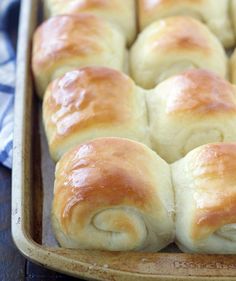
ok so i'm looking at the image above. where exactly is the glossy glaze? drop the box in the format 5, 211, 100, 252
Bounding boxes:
148, 17, 211, 52
188, 144, 236, 240
52, 137, 174, 252
47, 0, 124, 13
32, 14, 116, 72
165, 70, 236, 115
53, 138, 161, 229
138, 0, 235, 48
44, 67, 135, 138
44, 0, 136, 45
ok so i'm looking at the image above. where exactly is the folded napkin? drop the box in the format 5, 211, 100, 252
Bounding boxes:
0, 0, 19, 168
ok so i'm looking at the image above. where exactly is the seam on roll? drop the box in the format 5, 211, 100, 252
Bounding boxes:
134, 0, 139, 37
143, 88, 151, 140
92, 208, 120, 234
155, 61, 198, 85
231, 0, 236, 41
92, 206, 148, 250
170, 163, 177, 232
228, 0, 235, 45
180, 127, 225, 158
128, 0, 138, 46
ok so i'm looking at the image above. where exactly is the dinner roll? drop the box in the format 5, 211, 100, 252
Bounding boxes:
43, 67, 149, 162
44, 0, 136, 46
130, 17, 227, 89
146, 69, 236, 163
172, 143, 236, 254
138, 0, 235, 48
32, 15, 126, 97
52, 137, 175, 251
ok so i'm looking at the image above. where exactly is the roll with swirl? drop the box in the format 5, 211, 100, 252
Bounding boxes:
172, 143, 236, 253
130, 17, 227, 89
52, 137, 175, 251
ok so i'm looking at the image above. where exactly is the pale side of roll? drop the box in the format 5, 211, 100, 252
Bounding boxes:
231, 0, 236, 83
172, 143, 236, 254
146, 69, 236, 163
130, 17, 227, 89
231, 0, 236, 42
230, 47, 236, 85
43, 0, 136, 46
43, 67, 150, 162
52, 137, 175, 251
138, 0, 235, 48
32, 14, 126, 97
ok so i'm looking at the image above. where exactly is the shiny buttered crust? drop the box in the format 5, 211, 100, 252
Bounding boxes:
147, 69, 236, 163
32, 14, 126, 97
130, 17, 227, 89
52, 137, 175, 251
44, 0, 136, 46
43, 67, 150, 162
138, 0, 235, 48
172, 143, 236, 253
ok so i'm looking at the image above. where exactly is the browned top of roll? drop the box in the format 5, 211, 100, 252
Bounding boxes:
43, 67, 136, 141
44, 0, 136, 46
147, 17, 211, 53
139, 0, 203, 14
32, 14, 118, 73
189, 143, 236, 240
54, 138, 163, 230
49, 0, 125, 12
164, 70, 236, 116
139, 0, 206, 29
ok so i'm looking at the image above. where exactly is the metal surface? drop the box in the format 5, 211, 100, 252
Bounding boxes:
11, 0, 236, 280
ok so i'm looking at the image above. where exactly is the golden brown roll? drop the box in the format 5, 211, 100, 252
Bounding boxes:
146, 69, 236, 163
130, 17, 227, 89
43, 67, 149, 162
32, 14, 126, 97
52, 137, 175, 251
138, 0, 235, 48
44, 0, 136, 46
172, 143, 236, 254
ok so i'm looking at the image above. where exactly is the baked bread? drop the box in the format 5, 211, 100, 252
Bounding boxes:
32, 14, 126, 97
138, 0, 235, 48
172, 143, 236, 253
43, 67, 149, 162
130, 17, 227, 89
52, 137, 175, 251
44, 0, 136, 46
146, 69, 236, 163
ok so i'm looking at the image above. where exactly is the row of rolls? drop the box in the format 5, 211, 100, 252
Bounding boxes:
32, 0, 236, 253
43, 67, 236, 164
43, 66, 236, 253
53, 138, 236, 254
34, 0, 236, 97
44, 0, 236, 49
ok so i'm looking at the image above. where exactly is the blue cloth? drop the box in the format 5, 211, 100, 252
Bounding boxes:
0, 0, 19, 168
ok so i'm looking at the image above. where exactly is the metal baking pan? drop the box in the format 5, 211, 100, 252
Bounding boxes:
11, 0, 236, 280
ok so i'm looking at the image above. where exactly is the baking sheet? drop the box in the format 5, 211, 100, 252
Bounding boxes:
11, 0, 236, 280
